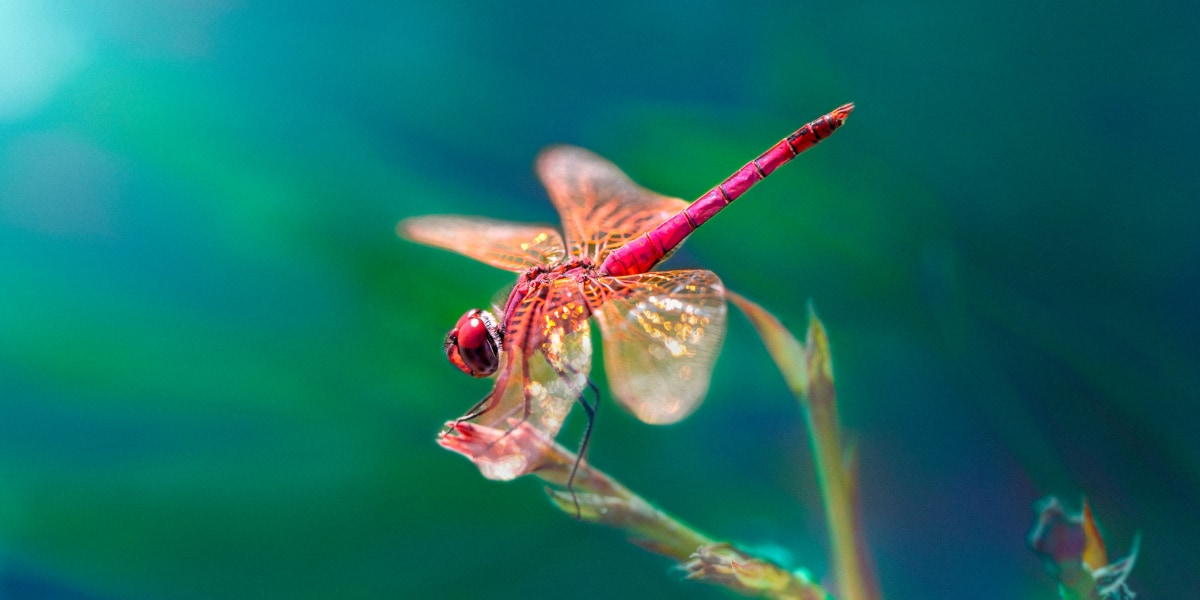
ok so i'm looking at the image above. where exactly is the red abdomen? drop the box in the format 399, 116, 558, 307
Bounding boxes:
600, 103, 853, 277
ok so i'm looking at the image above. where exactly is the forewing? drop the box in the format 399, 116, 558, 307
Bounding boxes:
469, 278, 592, 440
536, 146, 688, 264
398, 215, 565, 272
592, 270, 727, 424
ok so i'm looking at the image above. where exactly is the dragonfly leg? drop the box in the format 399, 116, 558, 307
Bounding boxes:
444, 392, 499, 435
479, 357, 537, 451
564, 378, 600, 519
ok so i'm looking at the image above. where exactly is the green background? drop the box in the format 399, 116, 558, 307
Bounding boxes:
2, 1, 1196, 598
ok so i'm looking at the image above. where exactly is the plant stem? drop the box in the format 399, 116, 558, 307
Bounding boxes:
728, 292, 879, 600
439, 420, 832, 599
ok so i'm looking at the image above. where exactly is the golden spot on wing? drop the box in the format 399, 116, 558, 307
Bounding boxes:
520, 232, 550, 253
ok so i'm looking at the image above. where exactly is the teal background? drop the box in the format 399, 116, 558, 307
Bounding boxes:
2, 1, 1197, 598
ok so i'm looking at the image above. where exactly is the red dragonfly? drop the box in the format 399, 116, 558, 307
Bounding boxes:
400, 104, 852, 459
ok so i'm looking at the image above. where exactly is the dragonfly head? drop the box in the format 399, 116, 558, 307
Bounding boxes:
444, 308, 501, 377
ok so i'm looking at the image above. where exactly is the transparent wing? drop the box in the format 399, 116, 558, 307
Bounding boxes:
489, 283, 515, 317
469, 278, 593, 440
591, 270, 727, 424
398, 215, 566, 272
536, 146, 688, 264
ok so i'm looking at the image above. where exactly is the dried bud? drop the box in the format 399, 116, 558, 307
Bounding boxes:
1029, 496, 1139, 600
437, 421, 553, 481
684, 543, 830, 600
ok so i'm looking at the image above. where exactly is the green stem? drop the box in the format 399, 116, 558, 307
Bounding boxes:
728, 292, 879, 600
538, 441, 833, 599
439, 418, 831, 598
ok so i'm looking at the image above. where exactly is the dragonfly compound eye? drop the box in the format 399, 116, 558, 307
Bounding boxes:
443, 308, 501, 377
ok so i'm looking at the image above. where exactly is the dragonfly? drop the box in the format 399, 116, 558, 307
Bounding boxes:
400, 103, 852, 467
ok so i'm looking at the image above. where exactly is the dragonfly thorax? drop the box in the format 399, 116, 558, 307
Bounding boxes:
444, 308, 502, 377
501, 257, 598, 320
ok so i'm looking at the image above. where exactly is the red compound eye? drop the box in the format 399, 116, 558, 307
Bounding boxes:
443, 309, 501, 377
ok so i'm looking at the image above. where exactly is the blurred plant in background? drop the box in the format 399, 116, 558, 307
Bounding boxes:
1029, 497, 1139, 600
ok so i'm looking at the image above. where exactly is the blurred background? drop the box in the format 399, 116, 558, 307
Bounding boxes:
2, 0, 1197, 598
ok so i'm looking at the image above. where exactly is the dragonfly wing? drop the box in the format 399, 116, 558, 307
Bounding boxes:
592, 270, 727, 424
470, 278, 593, 439
489, 283, 515, 317
536, 146, 688, 264
398, 215, 566, 272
